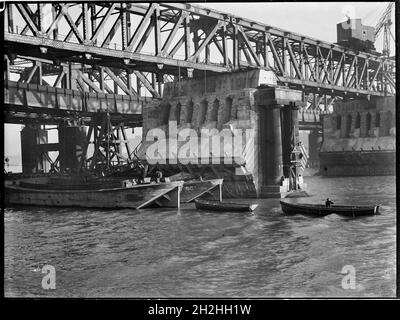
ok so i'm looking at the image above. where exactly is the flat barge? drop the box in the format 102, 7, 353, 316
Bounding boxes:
4, 177, 183, 209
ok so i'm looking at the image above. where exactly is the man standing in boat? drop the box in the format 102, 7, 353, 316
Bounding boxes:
150, 166, 163, 183
155, 169, 163, 183
325, 198, 334, 207
137, 164, 148, 184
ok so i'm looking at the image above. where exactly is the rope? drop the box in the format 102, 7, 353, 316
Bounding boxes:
178, 64, 181, 92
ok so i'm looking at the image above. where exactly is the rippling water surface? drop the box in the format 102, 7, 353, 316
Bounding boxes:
4, 176, 396, 297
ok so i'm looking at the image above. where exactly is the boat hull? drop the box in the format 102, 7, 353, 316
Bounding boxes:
280, 201, 378, 217
195, 199, 258, 212
4, 180, 183, 209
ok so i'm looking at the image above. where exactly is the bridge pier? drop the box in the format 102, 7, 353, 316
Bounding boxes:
139, 71, 306, 198
258, 103, 284, 197
320, 96, 395, 176
281, 105, 300, 178
255, 88, 303, 198
20, 125, 50, 174
308, 130, 321, 168
58, 125, 87, 173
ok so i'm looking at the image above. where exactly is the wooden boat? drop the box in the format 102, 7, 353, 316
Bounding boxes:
180, 179, 223, 203
280, 201, 379, 217
167, 173, 224, 203
194, 199, 258, 212
4, 178, 184, 209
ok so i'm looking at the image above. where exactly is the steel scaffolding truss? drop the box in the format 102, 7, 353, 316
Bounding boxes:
4, 2, 396, 98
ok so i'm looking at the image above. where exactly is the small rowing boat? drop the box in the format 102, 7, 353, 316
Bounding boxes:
280, 201, 379, 217
195, 199, 258, 212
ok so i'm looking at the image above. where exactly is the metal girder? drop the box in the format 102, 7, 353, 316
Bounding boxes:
53, 69, 66, 88
238, 26, 262, 66
5, 32, 229, 73
161, 11, 188, 56
4, 2, 395, 98
133, 70, 161, 98
62, 8, 85, 43
15, 4, 39, 36
188, 21, 222, 62
77, 70, 103, 93
103, 67, 137, 96
5, 55, 161, 96
285, 39, 302, 78
101, 12, 122, 48
134, 19, 154, 53
4, 97, 143, 127
84, 116, 143, 174
127, 3, 157, 51
91, 4, 117, 42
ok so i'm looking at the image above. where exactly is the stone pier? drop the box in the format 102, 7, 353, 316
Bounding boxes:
138, 70, 304, 198
308, 130, 321, 168
320, 96, 395, 176
255, 87, 303, 198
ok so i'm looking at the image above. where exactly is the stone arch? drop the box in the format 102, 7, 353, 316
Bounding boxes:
198, 99, 208, 127
207, 99, 219, 122
180, 99, 193, 124
366, 112, 372, 136
345, 113, 352, 138
217, 96, 232, 130
375, 112, 381, 127
162, 103, 171, 125
355, 112, 361, 129
230, 99, 238, 121
336, 115, 342, 130
383, 110, 393, 136
224, 97, 233, 123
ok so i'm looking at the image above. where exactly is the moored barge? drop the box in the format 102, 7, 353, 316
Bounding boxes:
4, 177, 183, 209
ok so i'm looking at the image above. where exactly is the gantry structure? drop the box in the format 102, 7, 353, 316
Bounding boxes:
4, 3, 395, 99
3, 2, 396, 178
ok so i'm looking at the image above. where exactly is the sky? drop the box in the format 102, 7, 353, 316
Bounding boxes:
4, 2, 395, 161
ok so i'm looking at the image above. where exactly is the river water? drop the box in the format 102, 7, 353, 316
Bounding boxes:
4, 176, 396, 297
